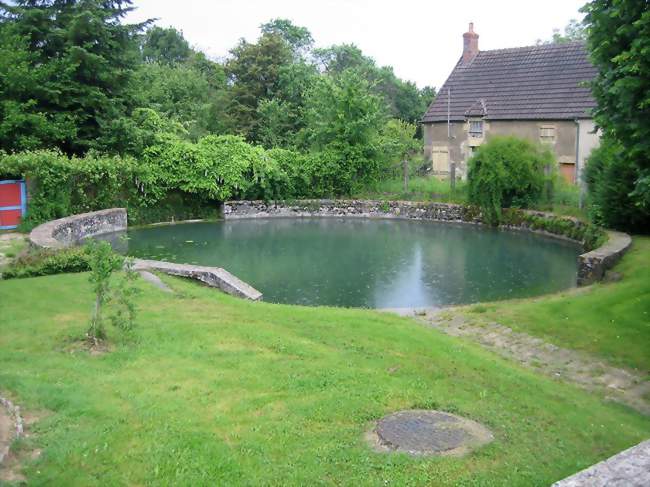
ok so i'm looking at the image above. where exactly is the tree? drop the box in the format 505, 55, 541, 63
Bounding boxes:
582, 0, 650, 230
224, 33, 293, 140
538, 18, 587, 44
303, 69, 386, 193
141, 26, 191, 65
314, 43, 435, 126
0, 0, 148, 155
467, 137, 552, 225
260, 18, 313, 58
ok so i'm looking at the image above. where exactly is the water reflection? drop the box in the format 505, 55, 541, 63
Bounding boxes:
98, 218, 582, 309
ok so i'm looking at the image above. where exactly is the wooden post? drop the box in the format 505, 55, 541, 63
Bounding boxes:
450, 162, 456, 191
403, 159, 409, 193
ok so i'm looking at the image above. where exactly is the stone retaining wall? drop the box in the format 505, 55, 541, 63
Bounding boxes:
225, 200, 631, 287
553, 439, 650, 486
577, 231, 632, 286
29, 208, 127, 249
28, 208, 262, 301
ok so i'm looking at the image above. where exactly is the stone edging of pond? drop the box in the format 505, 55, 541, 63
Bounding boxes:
0, 395, 24, 466
28, 209, 262, 301
224, 199, 631, 287
552, 439, 650, 486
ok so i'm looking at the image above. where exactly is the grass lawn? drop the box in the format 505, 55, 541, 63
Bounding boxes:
1, 272, 649, 485
464, 237, 650, 374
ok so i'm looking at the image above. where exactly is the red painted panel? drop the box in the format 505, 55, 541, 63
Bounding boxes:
0, 183, 21, 206
0, 208, 22, 227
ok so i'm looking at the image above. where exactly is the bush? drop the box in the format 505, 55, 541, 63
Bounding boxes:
585, 137, 650, 233
468, 136, 553, 224
2, 247, 91, 279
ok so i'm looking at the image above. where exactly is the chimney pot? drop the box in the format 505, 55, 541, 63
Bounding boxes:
462, 22, 479, 64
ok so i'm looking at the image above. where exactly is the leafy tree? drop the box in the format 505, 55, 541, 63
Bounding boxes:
141, 25, 191, 64
538, 18, 587, 44
303, 69, 386, 193
0, 0, 147, 155
582, 0, 650, 230
468, 136, 552, 225
131, 62, 215, 140
224, 33, 293, 140
378, 119, 420, 166
585, 136, 648, 233
260, 18, 313, 58
314, 43, 435, 126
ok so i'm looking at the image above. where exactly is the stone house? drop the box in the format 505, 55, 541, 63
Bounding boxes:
421, 23, 600, 183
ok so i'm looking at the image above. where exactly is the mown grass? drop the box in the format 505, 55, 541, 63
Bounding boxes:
1, 272, 649, 485
466, 237, 650, 374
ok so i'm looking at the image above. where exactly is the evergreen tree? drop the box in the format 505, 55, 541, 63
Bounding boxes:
0, 0, 148, 154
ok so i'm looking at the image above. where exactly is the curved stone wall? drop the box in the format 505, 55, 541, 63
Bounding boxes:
30, 208, 127, 249
225, 200, 631, 287
28, 208, 262, 301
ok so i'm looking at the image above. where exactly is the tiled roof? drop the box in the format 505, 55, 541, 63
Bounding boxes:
422, 42, 597, 123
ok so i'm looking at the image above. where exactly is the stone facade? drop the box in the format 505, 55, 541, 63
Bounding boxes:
423, 119, 600, 182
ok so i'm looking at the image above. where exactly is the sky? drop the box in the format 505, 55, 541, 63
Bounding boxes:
126, 0, 587, 89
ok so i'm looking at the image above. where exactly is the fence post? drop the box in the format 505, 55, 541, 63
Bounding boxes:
403, 159, 409, 193
450, 162, 456, 191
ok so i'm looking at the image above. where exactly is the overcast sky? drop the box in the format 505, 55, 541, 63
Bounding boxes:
126, 0, 587, 89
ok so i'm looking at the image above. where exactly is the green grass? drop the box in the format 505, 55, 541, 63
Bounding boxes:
354, 176, 468, 203
1, 273, 649, 485
468, 237, 650, 373
354, 175, 589, 219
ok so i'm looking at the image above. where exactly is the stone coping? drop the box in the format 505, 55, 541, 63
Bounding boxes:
27, 208, 262, 301
29, 208, 127, 249
577, 230, 632, 286
132, 259, 262, 301
225, 200, 631, 287
553, 439, 650, 486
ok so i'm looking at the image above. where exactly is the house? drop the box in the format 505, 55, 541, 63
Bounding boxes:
421, 23, 600, 184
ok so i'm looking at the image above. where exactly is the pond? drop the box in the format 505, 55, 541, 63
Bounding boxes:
101, 218, 582, 309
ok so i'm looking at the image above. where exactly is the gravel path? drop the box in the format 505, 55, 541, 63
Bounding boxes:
417, 310, 650, 415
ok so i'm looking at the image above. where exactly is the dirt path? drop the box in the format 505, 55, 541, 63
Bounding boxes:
416, 310, 650, 416
0, 233, 26, 268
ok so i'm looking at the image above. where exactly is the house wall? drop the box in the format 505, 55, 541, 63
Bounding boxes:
423, 119, 600, 182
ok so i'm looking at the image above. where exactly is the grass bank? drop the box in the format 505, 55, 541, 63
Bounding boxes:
354, 176, 587, 219
1, 272, 649, 485
463, 237, 650, 374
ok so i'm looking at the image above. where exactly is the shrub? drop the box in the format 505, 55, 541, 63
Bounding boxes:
1, 246, 91, 279
468, 136, 553, 224
585, 137, 650, 233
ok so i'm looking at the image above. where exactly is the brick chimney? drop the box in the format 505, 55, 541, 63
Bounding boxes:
462, 22, 479, 64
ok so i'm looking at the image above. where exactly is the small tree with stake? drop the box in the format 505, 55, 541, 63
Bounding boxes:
86, 240, 138, 345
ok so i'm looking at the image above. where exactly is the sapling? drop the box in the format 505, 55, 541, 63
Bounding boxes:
86, 240, 139, 344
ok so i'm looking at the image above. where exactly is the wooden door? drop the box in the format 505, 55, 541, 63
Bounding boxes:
431, 147, 449, 174
559, 163, 576, 184
0, 180, 26, 230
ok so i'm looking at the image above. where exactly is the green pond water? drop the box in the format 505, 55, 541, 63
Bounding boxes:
102, 218, 582, 309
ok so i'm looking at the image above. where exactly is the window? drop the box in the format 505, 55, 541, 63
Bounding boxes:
469, 120, 483, 138
540, 125, 556, 144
